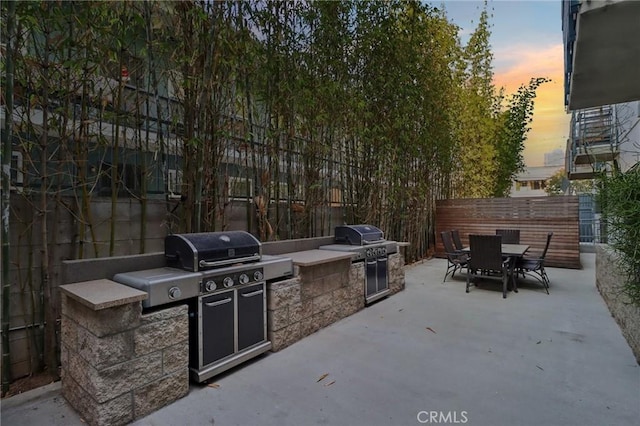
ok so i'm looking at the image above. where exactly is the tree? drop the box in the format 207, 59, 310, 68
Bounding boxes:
453, 8, 501, 198
494, 77, 550, 197
545, 169, 568, 196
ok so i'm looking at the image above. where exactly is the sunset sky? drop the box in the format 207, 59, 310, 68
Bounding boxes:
437, 0, 570, 167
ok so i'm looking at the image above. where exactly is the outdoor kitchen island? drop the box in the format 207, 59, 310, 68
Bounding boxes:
57, 234, 406, 426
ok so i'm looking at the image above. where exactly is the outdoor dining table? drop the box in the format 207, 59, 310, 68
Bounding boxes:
461, 243, 530, 291
460, 243, 530, 258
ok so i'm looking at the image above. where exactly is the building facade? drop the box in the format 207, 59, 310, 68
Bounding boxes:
562, 0, 640, 179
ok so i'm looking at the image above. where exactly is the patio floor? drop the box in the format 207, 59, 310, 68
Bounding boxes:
2, 253, 639, 426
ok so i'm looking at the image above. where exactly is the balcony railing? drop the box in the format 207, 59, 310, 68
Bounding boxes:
566, 106, 619, 180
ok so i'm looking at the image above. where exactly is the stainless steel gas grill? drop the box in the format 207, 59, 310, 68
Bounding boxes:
165, 231, 262, 272
319, 225, 398, 304
113, 231, 293, 383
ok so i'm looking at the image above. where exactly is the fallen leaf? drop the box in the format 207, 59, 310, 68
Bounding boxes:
317, 373, 329, 382
398, 309, 404, 312
325, 380, 336, 387
425, 327, 437, 334
208, 383, 220, 388
536, 341, 541, 344
536, 365, 544, 371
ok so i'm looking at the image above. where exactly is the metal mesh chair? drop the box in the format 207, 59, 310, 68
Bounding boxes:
516, 232, 553, 294
466, 234, 513, 298
496, 229, 520, 244
441, 231, 469, 282
451, 229, 464, 252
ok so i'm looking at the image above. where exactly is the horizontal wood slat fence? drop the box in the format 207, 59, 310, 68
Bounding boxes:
435, 196, 581, 269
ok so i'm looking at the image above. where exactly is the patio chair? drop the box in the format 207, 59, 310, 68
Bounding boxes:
451, 229, 464, 252
516, 232, 553, 294
466, 234, 513, 298
441, 231, 469, 282
496, 229, 520, 244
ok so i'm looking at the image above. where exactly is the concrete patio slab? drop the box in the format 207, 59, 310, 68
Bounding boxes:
2, 253, 638, 426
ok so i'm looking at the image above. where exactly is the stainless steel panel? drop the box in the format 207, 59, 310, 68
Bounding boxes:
112, 267, 201, 307
191, 341, 272, 383
260, 255, 294, 281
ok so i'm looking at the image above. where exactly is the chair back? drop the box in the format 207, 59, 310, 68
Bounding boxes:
451, 229, 464, 251
540, 232, 553, 259
469, 234, 504, 271
440, 231, 456, 255
496, 229, 520, 244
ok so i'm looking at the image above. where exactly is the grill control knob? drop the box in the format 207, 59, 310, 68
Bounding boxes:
223, 277, 234, 288
239, 274, 249, 285
168, 286, 182, 300
254, 270, 264, 281
205, 280, 217, 292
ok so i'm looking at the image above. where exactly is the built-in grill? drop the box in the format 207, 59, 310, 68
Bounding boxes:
113, 231, 293, 383
319, 225, 397, 304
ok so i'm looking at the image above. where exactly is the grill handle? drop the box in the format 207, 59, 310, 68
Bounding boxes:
199, 254, 261, 269
205, 297, 233, 307
362, 239, 385, 245
241, 289, 264, 298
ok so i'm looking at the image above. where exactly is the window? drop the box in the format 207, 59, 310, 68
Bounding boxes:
11, 151, 24, 192
270, 180, 304, 202
227, 176, 253, 200
98, 162, 142, 197
167, 169, 182, 199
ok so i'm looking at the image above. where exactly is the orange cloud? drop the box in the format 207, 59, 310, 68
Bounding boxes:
493, 43, 571, 166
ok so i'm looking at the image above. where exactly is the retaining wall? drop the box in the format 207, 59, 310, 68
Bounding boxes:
595, 244, 640, 364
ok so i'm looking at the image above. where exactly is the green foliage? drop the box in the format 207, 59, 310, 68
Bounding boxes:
546, 169, 593, 196
4, 0, 561, 382
545, 169, 567, 196
5, 0, 553, 245
454, 8, 499, 198
493, 77, 549, 197
596, 167, 640, 305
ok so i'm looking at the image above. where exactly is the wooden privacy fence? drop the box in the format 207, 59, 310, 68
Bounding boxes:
435, 196, 581, 269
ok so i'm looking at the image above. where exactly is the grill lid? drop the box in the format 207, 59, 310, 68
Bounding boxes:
335, 225, 385, 246
165, 231, 262, 272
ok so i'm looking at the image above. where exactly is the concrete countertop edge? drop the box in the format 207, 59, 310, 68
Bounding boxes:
280, 249, 356, 267
60, 280, 147, 311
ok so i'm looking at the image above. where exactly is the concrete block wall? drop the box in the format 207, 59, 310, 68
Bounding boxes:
267, 258, 364, 352
61, 295, 189, 425
267, 252, 406, 352
595, 244, 640, 364
388, 252, 405, 294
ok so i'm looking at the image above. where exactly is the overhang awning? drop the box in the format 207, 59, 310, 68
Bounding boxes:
568, 0, 640, 110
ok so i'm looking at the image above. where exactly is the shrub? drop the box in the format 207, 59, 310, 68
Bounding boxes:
596, 165, 640, 305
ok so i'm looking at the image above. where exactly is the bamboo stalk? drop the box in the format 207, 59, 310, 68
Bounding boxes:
1, 0, 17, 395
